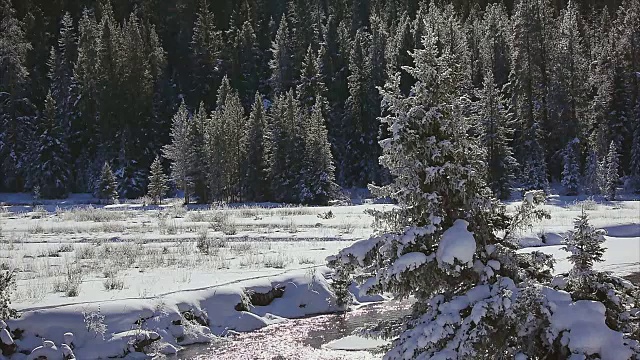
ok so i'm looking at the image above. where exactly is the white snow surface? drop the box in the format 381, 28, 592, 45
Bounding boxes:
390, 252, 429, 280
436, 219, 476, 267
545, 288, 634, 360
324, 335, 389, 351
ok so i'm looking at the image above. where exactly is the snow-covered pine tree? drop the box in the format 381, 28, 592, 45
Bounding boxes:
0, 0, 33, 192
268, 16, 294, 96
73, 9, 102, 191
96, 162, 118, 204
29, 91, 71, 199
147, 156, 168, 205
265, 90, 305, 203
48, 12, 77, 134
218, 84, 246, 202
547, 1, 588, 179
188, 102, 208, 203
191, 0, 222, 107
510, 0, 551, 191
631, 120, 640, 192
478, 71, 517, 200
562, 208, 606, 284
328, 5, 639, 358
584, 140, 601, 195
604, 140, 620, 200
561, 138, 580, 196
244, 92, 270, 201
479, 3, 511, 88
297, 45, 326, 114
341, 28, 381, 187
163, 101, 193, 204
556, 208, 640, 340
298, 99, 338, 205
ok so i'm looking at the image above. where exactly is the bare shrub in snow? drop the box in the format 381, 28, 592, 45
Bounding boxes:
82, 306, 107, 339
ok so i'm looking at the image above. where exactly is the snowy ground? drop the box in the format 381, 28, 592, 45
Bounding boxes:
0, 192, 638, 359
512, 195, 640, 276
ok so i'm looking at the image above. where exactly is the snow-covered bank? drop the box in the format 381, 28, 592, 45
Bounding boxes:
3, 268, 346, 359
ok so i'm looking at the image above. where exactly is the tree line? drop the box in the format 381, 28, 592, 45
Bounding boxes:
1, 0, 639, 203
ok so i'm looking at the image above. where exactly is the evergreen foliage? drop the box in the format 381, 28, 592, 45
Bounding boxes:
561, 138, 581, 195
163, 101, 193, 204
96, 162, 118, 203
1, 0, 640, 203
244, 93, 269, 201
29, 91, 71, 199
147, 156, 168, 205
478, 72, 517, 199
562, 208, 606, 279
328, 4, 640, 358
604, 140, 621, 200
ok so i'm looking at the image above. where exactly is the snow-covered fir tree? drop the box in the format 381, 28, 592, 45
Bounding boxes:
562, 208, 606, 282
605, 140, 620, 200
206, 77, 246, 202
478, 71, 517, 200
268, 16, 295, 96
630, 121, 640, 192
298, 99, 338, 205
29, 91, 71, 199
188, 102, 209, 203
328, 5, 640, 358
266, 90, 305, 203
0, 0, 34, 192
243, 92, 270, 201
96, 162, 118, 204
554, 208, 640, 343
147, 156, 168, 205
584, 142, 601, 195
190, 0, 222, 108
163, 101, 193, 204
561, 138, 581, 195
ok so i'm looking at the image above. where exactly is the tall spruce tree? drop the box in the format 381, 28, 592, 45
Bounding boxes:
328, 6, 639, 358
147, 156, 169, 205
191, 0, 222, 108
73, 9, 102, 191
298, 99, 338, 205
341, 29, 380, 187
562, 208, 606, 280
510, 0, 552, 191
561, 138, 581, 195
244, 92, 269, 201
268, 16, 295, 96
29, 92, 71, 199
96, 162, 118, 203
266, 90, 305, 203
0, 0, 33, 191
604, 140, 620, 200
188, 102, 209, 203
478, 72, 517, 200
163, 101, 193, 204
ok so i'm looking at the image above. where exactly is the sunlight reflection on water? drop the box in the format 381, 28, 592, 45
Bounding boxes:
175, 301, 410, 360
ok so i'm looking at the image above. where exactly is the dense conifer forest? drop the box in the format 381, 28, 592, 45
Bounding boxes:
1, 0, 639, 204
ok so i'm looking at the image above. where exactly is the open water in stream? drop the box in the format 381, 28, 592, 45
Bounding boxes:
170, 301, 411, 360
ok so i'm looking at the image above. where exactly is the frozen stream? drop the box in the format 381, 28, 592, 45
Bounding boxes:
171, 300, 411, 360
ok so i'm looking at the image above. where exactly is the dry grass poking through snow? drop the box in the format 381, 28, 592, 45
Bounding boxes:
1, 202, 381, 307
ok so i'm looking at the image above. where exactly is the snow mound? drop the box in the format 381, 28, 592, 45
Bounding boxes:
436, 219, 476, 267
545, 288, 635, 360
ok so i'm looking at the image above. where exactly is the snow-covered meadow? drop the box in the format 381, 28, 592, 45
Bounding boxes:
0, 193, 637, 358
